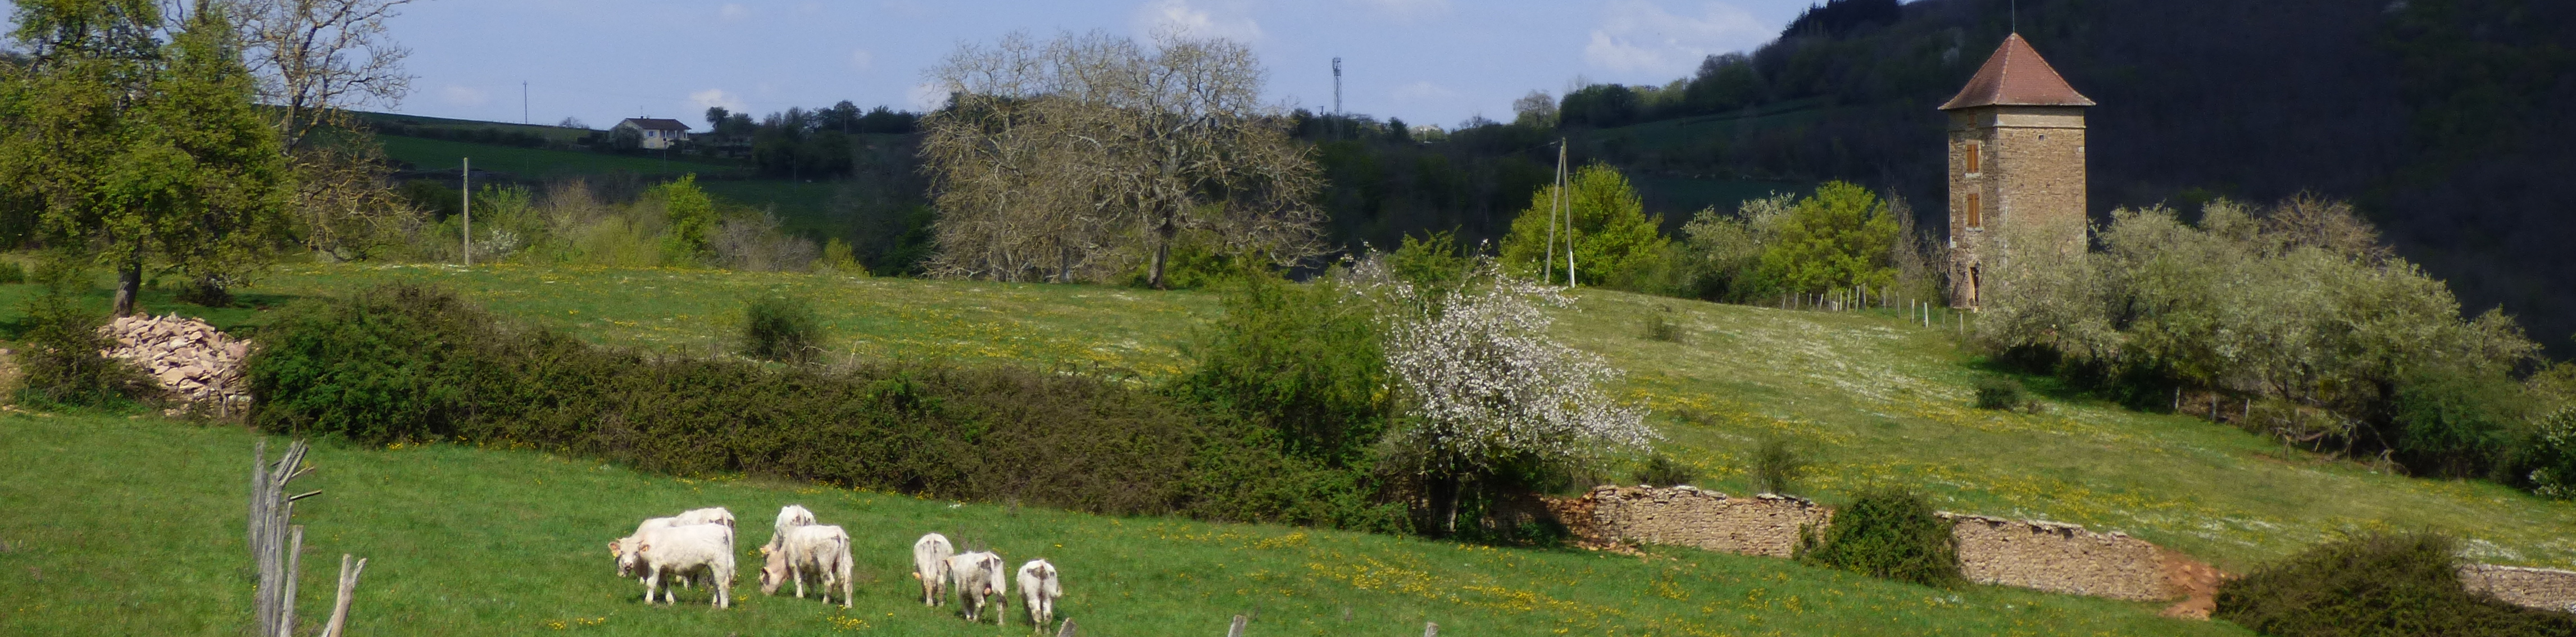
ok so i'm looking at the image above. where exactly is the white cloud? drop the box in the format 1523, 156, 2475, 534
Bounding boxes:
1582, 1, 1771, 76
906, 82, 949, 111
1132, 0, 1264, 42
440, 85, 489, 107
718, 3, 748, 21
689, 89, 748, 113
1391, 81, 1455, 105
1349, 0, 1450, 22
849, 49, 875, 71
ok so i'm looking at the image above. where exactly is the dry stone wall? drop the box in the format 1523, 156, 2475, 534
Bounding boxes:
1942, 513, 2186, 602
2461, 564, 2576, 613
1584, 485, 1829, 558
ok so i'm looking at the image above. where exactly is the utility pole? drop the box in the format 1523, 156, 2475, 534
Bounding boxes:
522, 81, 529, 125
1546, 142, 1566, 289
461, 158, 471, 267
1547, 138, 1562, 285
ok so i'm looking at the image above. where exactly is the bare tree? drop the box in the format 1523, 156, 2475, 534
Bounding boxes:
920, 31, 1323, 286
234, 0, 413, 152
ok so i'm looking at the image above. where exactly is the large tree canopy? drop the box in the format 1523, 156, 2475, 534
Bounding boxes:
0, 1, 290, 315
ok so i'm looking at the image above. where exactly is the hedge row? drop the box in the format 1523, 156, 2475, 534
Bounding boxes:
242, 283, 1404, 531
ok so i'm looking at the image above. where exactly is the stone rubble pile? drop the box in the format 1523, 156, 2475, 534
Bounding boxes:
100, 313, 251, 416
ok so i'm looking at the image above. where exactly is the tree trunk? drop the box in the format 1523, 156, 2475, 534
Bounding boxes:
1147, 213, 1175, 289
113, 252, 142, 317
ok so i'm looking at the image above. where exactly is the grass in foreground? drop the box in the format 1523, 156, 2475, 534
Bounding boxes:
0, 412, 2241, 636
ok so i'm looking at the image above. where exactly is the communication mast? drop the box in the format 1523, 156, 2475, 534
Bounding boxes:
1332, 57, 1342, 117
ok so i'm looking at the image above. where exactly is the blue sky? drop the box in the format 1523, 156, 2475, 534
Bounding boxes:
385, 1, 1812, 131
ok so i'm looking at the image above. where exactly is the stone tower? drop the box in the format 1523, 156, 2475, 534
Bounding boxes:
1940, 33, 2093, 309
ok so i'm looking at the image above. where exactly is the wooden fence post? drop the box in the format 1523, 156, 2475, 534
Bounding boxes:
1226, 614, 1248, 637
1424, 622, 1439, 637
1054, 617, 1077, 637
322, 554, 369, 637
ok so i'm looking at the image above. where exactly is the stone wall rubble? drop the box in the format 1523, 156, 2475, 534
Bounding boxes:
2461, 563, 2576, 614
1942, 513, 2194, 602
101, 313, 250, 416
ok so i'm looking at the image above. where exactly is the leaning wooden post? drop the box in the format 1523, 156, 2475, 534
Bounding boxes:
1226, 614, 1248, 637
1424, 622, 1439, 637
1055, 618, 1077, 637
322, 554, 369, 637
278, 526, 303, 637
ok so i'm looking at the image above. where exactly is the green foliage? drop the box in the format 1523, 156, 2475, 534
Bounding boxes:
2525, 408, 2576, 499
2214, 531, 2576, 637
1751, 438, 1809, 495
740, 295, 824, 363
13, 256, 147, 407
1669, 193, 1793, 301
245, 284, 1392, 529
1973, 377, 2033, 412
1387, 230, 1475, 296
1641, 305, 1684, 343
0, 3, 290, 312
655, 174, 716, 265
1798, 486, 1961, 588
2391, 366, 2533, 480
1631, 453, 1695, 486
0, 261, 26, 284
815, 237, 864, 274
1756, 181, 1897, 294
1174, 271, 1389, 467
1497, 162, 1671, 289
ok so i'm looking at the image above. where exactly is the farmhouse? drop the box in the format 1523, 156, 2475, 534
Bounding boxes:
615, 117, 693, 149
1941, 33, 2093, 309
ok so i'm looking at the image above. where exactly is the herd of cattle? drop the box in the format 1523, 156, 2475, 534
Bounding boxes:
603, 505, 1066, 629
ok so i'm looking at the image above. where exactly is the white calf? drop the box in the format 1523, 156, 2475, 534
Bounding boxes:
948, 551, 1008, 625
757, 524, 853, 608
1016, 559, 1063, 630
912, 533, 954, 606
613, 524, 735, 608
761, 504, 817, 554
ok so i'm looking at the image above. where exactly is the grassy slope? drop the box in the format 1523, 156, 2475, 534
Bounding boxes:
0, 412, 2237, 636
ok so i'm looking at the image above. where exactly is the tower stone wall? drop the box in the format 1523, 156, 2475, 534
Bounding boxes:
1948, 106, 2087, 308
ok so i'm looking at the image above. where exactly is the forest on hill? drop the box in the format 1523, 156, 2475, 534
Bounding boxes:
1548, 0, 2576, 354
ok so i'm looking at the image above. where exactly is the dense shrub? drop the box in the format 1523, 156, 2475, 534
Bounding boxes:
1973, 376, 2032, 412
0, 261, 27, 284
246, 283, 1395, 529
741, 295, 824, 363
1751, 438, 1808, 495
1631, 453, 1694, 486
14, 258, 151, 407
1641, 306, 1684, 343
2214, 531, 2576, 637
1798, 486, 1960, 587
1171, 270, 1390, 466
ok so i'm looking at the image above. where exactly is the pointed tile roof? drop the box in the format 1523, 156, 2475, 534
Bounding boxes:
1939, 33, 2095, 111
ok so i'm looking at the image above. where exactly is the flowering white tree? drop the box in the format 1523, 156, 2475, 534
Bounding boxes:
1352, 258, 1656, 533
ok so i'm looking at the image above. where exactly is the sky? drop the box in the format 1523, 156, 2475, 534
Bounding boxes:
375, 0, 1815, 131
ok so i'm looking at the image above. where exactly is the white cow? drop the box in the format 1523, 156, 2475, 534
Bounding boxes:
674, 507, 735, 528
1016, 559, 1063, 631
761, 504, 817, 554
612, 524, 735, 608
948, 550, 1008, 625
912, 533, 954, 606
757, 524, 852, 607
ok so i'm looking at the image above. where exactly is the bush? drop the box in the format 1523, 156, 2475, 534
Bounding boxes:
1631, 453, 1694, 486
1172, 271, 1388, 466
1751, 438, 1809, 495
1973, 376, 2032, 412
14, 257, 151, 407
0, 261, 26, 284
742, 295, 825, 363
1642, 306, 1684, 343
2214, 531, 2575, 637
2527, 410, 2576, 499
246, 284, 1393, 530
1798, 486, 1961, 587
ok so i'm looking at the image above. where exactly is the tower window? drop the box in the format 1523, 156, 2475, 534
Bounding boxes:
1964, 142, 1980, 175
1965, 192, 1982, 228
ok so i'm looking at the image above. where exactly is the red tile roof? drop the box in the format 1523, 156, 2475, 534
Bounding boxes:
1939, 33, 2095, 110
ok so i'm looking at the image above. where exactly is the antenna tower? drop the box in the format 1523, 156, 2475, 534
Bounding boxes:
1331, 57, 1343, 117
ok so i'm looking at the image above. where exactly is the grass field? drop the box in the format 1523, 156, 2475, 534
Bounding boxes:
5, 261, 2574, 633
0, 411, 2244, 636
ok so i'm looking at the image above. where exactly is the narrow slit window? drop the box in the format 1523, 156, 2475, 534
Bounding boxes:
1966, 192, 1982, 228
1964, 142, 1980, 174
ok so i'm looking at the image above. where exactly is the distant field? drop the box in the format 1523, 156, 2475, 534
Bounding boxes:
375, 135, 746, 182
0, 411, 2245, 636
351, 110, 597, 145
